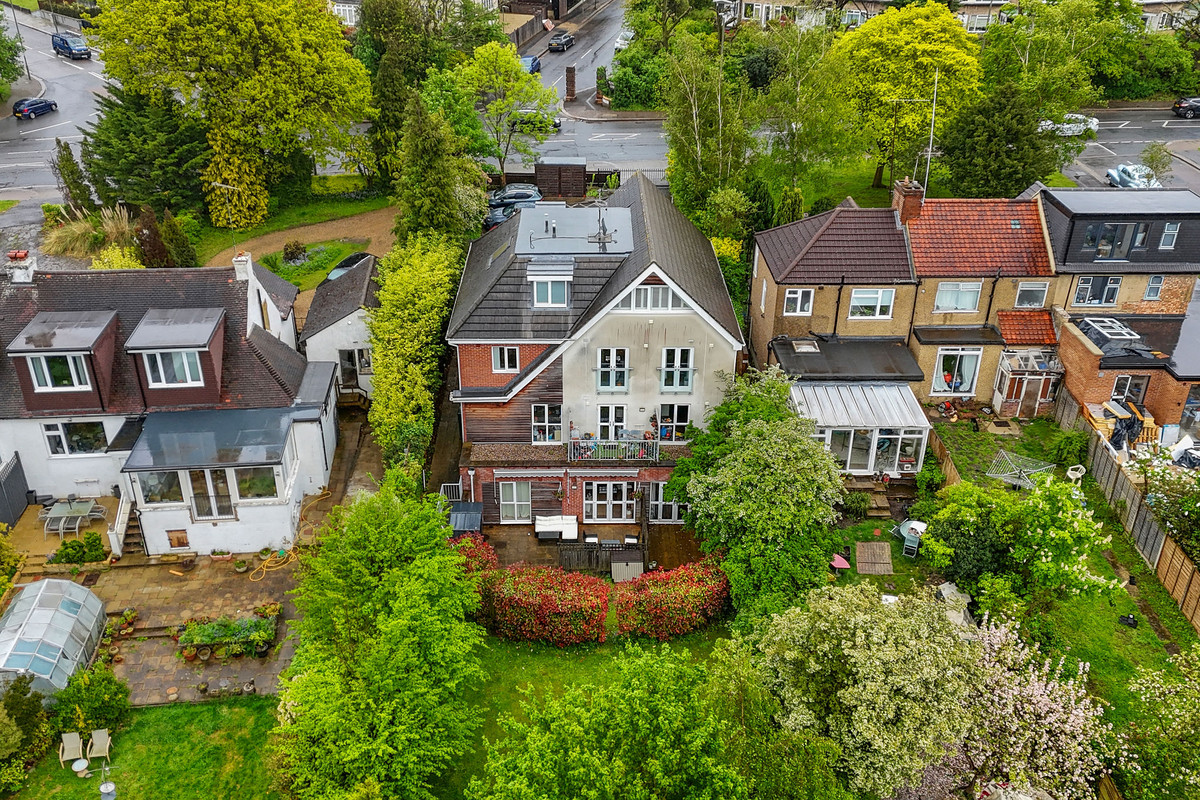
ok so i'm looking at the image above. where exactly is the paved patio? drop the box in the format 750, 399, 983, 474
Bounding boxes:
7, 497, 120, 558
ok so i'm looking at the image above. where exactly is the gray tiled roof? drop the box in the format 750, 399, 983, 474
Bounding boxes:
754, 206, 913, 284
248, 325, 307, 396
0, 268, 305, 418
253, 264, 299, 320
299, 254, 378, 342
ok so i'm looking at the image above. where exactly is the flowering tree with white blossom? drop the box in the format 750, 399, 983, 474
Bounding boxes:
1123, 643, 1200, 800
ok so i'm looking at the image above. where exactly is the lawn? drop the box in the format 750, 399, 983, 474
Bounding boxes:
262, 238, 367, 291
837, 519, 934, 594
15, 696, 279, 800
0, 200, 16, 215
7, 0, 36, 10
932, 416, 1061, 486
435, 626, 730, 798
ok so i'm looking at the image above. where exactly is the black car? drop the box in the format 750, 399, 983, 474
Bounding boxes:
1173, 97, 1200, 118
51, 32, 91, 59
12, 97, 58, 120
548, 32, 575, 51
488, 183, 542, 208
483, 202, 537, 232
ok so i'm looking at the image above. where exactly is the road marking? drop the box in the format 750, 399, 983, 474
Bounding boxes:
1157, 119, 1200, 127
553, 76, 564, 88
20, 120, 72, 136
0, 163, 49, 168
28, 135, 83, 142
36, 51, 54, 58
589, 133, 639, 141
1086, 141, 1116, 155
574, 48, 594, 62
1097, 121, 1139, 128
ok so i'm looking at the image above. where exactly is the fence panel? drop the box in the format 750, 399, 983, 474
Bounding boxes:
0, 453, 27, 529
1055, 392, 1082, 431
926, 430, 962, 486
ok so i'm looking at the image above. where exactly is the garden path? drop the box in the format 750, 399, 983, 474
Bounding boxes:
203, 207, 397, 267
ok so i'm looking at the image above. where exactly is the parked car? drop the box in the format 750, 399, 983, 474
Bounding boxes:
1037, 113, 1098, 136
510, 109, 561, 132
1106, 163, 1163, 189
614, 29, 635, 51
11, 97, 58, 120
520, 55, 541, 74
488, 183, 543, 208
1173, 97, 1200, 118
51, 32, 91, 59
548, 32, 576, 51
483, 201, 536, 232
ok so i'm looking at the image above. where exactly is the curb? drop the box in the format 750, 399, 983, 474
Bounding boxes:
560, 101, 665, 122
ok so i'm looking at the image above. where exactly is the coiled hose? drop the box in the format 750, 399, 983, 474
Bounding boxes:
248, 490, 330, 581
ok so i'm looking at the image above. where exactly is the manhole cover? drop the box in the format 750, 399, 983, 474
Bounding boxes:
992, 420, 1012, 429
80, 572, 101, 587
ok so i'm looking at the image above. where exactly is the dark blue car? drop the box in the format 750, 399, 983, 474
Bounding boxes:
12, 98, 58, 120
51, 32, 91, 59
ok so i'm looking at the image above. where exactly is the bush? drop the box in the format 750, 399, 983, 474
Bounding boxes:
41, 203, 66, 229
484, 566, 609, 646
453, 533, 499, 575
612, 560, 728, 640
915, 458, 945, 500
50, 664, 131, 736
283, 239, 307, 263
90, 244, 145, 271
173, 211, 202, 246
48, 530, 106, 564
1049, 429, 1088, 467
177, 611, 278, 647
843, 491, 871, 520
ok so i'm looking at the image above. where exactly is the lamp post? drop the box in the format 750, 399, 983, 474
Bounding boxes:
8, 5, 31, 80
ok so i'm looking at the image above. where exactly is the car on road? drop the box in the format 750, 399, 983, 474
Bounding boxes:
483, 202, 536, 232
488, 183, 543, 208
1037, 113, 1098, 136
548, 32, 576, 51
1173, 97, 1200, 118
520, 55, 541, 73
510, 108, 562, 132
1106, 163, 1163, 189
51, 32, 91, 59
614, 30, 635, 51
11, 97, 58, 120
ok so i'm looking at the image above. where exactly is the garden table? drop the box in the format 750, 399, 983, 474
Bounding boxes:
71, 757, 89, 777
45, 501, 95, 539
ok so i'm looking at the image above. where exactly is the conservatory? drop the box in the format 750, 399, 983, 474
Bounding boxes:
791, 383, 930, 476
0, 579, 105, 693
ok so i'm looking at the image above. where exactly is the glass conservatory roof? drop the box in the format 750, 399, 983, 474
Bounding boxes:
0, 579, 105, 691
122, 408, 296, 471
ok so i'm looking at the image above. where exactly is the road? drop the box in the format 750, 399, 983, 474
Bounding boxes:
533, 0, 626, 98
1067, 108, 1200, 193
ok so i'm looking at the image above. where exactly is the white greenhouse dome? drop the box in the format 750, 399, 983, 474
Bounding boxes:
0, 579, 105, 693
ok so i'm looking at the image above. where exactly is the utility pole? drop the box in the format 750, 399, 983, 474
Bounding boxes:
8, 5, 31, 80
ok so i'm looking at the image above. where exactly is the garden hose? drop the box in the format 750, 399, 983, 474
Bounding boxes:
248, 490, 330, 582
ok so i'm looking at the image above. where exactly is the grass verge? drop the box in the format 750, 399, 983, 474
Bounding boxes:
15, 696, 279, 800
1044, 171, 1079, 188
0, 200, 17, 215
7, 0, 36, 10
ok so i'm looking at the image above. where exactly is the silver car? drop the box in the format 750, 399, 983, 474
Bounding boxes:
1106, 163, 1163, 189
614, 30, 634, 51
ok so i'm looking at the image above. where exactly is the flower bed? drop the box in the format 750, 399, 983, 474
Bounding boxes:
612, 559, 729, 641
177, 608, 278, 651
484, 566, 609, 646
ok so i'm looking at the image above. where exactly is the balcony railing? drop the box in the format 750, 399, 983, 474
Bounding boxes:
568, 439, 659, 461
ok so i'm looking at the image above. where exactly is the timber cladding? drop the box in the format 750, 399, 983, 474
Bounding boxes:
462, 359, 563, 444
479, 481, 563, 524
1156, 537, 1200, 634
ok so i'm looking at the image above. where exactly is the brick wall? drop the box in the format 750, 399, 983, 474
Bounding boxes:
459, 464, 678, 521
457, 343, 552, 388
1063, 273, 1197, 316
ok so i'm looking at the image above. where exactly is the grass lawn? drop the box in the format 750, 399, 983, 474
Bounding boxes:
933, 417, 1061, 486
0, 200, 16, 215
1044, 171, 1079, 188
435, 626, 729, 798
16, 697, 279, 800
195, 194, 389, 264
836, 519, 934, 594
262, 238, 367, 291
7, 0, 36, 9
804, 158, 955, 209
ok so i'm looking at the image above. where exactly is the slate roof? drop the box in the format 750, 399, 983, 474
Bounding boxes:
299, 254, 379, 342
253, 264, 299, 320
997, 310, 1058, 346
0, 268, 307, 418
448, 173, 742, 344
907, 199, 1053, 277
754, 204, 913, 284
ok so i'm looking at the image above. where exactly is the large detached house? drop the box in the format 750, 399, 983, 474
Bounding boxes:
0, 254, 338, 556
447, 173, 744, 543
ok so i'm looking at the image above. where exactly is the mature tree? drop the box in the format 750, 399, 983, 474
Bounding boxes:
832, 4, 982, 188
1141, 141, 1174, 183
940, 91, 1059, 197
664, 32, 755, 214
50, 139, 95, 213
1124, 643, 1200, 800
702, 186, 755, 239
80, 86, 210, 213
93, 0, 372, 227
922, 482, 1023, 591
0, 28, 22, 84
468, 646, 748, 800
759, 584, 981, 798
422, 67, 493, 158
160, 210, 199, 269
393, 93, 487, 243
272, 469, 484, 800
625, 0, 694, 54
773, 186, 804, 226
457, 42, 559, 180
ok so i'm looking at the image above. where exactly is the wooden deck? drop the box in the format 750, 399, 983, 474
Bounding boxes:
856, 540, 894, 576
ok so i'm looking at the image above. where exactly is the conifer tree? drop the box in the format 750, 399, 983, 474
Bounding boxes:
773, 186, 805, 226
160, 209, 199, 268
135, 206, 172, 268
49, 139, 96, 213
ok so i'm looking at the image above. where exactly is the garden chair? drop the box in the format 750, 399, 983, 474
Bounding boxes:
37, 507, 50, 520
43, 515, 65, 540
58, 732, 83, 768
87, 729, 111, 762
88, 503, 108, 521
62, 515, 82, 538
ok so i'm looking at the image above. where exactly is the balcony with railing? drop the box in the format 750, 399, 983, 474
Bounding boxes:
567, 439, 660, 461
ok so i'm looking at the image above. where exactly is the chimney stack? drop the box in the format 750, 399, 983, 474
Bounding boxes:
232, 251, 252, 282
892, 176, 924, 225
6, 250, 35, 284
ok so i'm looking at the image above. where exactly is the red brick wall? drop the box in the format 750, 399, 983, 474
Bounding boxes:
1118, 275, 1195, 315
1058, 324, 1187, 426
457, 343, 552, 388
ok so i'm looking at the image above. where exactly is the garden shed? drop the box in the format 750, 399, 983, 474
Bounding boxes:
0, 579, 105, 693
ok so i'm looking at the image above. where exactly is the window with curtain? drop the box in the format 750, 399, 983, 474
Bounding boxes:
933, 282, 982, 312
932, 348, 982, 395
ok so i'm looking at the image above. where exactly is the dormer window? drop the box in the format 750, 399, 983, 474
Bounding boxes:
144, 351, 204, 387
533, 280, 569, 308
29, 354, 90, 392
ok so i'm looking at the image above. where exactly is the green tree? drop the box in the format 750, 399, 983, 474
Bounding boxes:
457, 42, 559, 179
773, 186, 805, 226
80, 86, 210, 213
759, 584, 981, 798
702, 186, 754, 239
393, 93, 487, 243
940, 90, 1059, 198
1125, 643, 1200, 800
93, 0, 371, 227
832, 3, 982, 188
50, 139, 95, 213
921, 482, 1022, 591
422, 67, 494, 158
160, 209, 199, 268
468, 645, 748, 800
0, 28, 22, 84
1142, 141, 1174, 182
135, 206, 171, 268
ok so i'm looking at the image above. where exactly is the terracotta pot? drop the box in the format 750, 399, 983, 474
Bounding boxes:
183, 649, 197, 662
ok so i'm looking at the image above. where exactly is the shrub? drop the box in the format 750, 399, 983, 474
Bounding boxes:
484, 566, 609, 646
50, 664, 131, 736
807, 197, 837, 215
283, 239, 307, 263
90, 245, 145, 271
98, 205, 136, 248
42, 211, 100, 257
1049, 429, 1089, 467
612, 560, 729, 640
173, 211, 202, 246
915, 458, 945, 500
453, 534, 499, 575
41, 203, 66, 229
177, 611, 278, 647
843, 491, 871, 520
48, 531, 106, 564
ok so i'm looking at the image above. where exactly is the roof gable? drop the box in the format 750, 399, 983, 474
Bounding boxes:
253, 264, 299, 320
907, 199, 1052, 277
300, 254, 378, 342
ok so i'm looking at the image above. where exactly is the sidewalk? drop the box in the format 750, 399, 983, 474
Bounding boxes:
561, 90, 665, 122
3, 72, 45, 101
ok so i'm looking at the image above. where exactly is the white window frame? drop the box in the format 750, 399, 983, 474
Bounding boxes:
492, 346, 519, 373
28, 354, 90, 393
499, 481, 532, 523
1144, 275, 1164, 301
614, 285, 690, 311
43, 421, 109, 457
658, 403, 691, 441
848, 288, 895, 319
783, 288, 813, 316
596, 347, 629, 393
143, 350, 204, 388
188, 468, 235, 521
1074, 276, 1122, 306
649, 482, 686, 523
532, 279, 569, 308
1016, 281, 1049, 308
136, 470, 186, 506
933, 281, 982, 313
931, 347, 984, 396
1161, 222, 1180, 250
531, 403, 562, 444
233, 466, 279, 501
598, 405, 626, 440
583, 480, 637, 521
660, 347, 694, 392
1112, 374, 1149, 404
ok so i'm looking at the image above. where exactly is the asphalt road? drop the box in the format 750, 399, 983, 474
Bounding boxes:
1067, 107, 1200, 193
533, 0, 627, 97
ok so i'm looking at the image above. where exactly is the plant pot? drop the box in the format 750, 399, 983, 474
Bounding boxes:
112, 655, 123, 664
243, 682, 256, 695
197, 681, 209, 695
233, 562, 249, 574
182, 648, 197, 662
209, 553, 232, 562
107, 645, 119, 656
119, 627, 133, 637
254, 642, 271, 658
197, 647, 212, 662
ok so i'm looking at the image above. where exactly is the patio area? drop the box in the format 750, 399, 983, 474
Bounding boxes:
7, 497, 121, 558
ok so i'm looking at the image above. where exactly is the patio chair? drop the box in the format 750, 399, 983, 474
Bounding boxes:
44, 516, 65, 540
88, 503, 108, 521
61, 515, 82, 537
58, 732, 83, 768
87, 729, 111, 762
37, 507, 51, 520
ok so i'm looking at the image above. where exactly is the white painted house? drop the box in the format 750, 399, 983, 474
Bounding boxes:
299, 253, 378, 403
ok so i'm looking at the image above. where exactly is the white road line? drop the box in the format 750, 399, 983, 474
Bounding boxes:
589, 133, 638, 141
575, 48, 594, 62
1098, 122, 1139, 129
20, 120, 72, 135
35, 51, 54, 58
28, 135, 83, 141
1086, 142, 1116, 155
0, 163, 48, 168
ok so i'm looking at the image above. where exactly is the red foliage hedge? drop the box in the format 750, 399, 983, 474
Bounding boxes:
452, 534, 499, 575
484, 566, 610, 646
612, 559, 729, 640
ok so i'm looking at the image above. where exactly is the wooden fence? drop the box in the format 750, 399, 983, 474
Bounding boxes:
926, 430, 962, 486
1156, 537, 1200, 631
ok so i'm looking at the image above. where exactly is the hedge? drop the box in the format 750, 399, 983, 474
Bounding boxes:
484, 566, 609, 646
453, 533, 499, 575
612, 560, 729, 641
